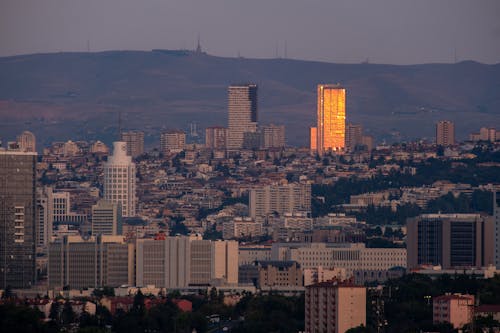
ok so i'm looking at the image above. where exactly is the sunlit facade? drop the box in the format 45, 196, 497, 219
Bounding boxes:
317, 84, 346, 156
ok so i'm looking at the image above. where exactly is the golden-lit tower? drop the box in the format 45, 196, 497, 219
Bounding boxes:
317, 84, 346, 156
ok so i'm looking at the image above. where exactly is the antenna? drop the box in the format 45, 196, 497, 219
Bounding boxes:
196, 33, 202, 53
118, 111, 122, 141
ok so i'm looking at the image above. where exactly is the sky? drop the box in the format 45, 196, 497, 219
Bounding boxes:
1, 0, 499, 65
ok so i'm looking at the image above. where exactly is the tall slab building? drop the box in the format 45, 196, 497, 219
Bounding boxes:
436, 120, 455, 146
103, 142, 136, 217
227, 84, 258, 150
0, 149, 37, 288
316, 84, 346, 156
495, 191, 500, 269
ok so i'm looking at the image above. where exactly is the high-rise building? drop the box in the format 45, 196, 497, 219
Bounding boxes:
261, 124, 285, 149
305, 281, 366, 333
16, 131, 36, 152
249, 182, 311, 219
227, 84, 258, 150
309, 127, 317, 154
121, 131, 144, 158
316, 84, 346, 156
436, 120, 455, 146
494, 191, 500, 269
91, 200, 122, 236
0, 149, 37, 288
103, 142, 136, 217
345, 123, 363, 152
36, 187, 54, 250
407, 214, 494, 269
205, 126, 227, 149
160, 130, 186, 154
48, 235, 133, 289
361, 135, 374, 151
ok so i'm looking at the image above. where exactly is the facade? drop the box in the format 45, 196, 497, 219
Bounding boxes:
249, 182, 311, 219
436, 120, 455, 146
407, 214, 494, 269
310, 127, 317, 154
121, 131, 144, 158
495, 191, 500, 269
36, 187, 54, 250
160, 130, 186, 154
433, 294, 474, 329
258, 261, 302, 288
205, 126, 227, 149
103, 142, 136, 217
0, 150, 37, 288
48, 235, 133, 289
227, 84, 258, 150
305, 281, 366, 333
91, 200, 122, 236
90, 141, 109, 154
223, 217, 263, 240
261, 124, 285, 149
16, 131, 36, 152
136, 236, 238, 288
316, 84, 346, 156
345, 123, 363, 152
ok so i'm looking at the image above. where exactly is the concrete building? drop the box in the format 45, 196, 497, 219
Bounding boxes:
249, 182, 311, 219
90, 141, 109, 154
316, 84, 346, 156
261, 124, 285, 149
258, 261, 302, 288
205, 126, 227, 149
16, 131, 36, 152
103, 142, 136, 217
0, 149, 37, 288
310, 127, 317, 155
495, 191, 500, 269
91, 200, 122, 236
407, 214, 494, 270
305, 281, 366, 333
345, 123, 363, 152
48, 235, 133, 289
160, 130, 186, 154
433, 294, 474, 329
303, 267, 346, 286
436, 120, 455, 146
227, 84, 258, 150
361, 135, 374, 151
121, 131, 144, 158
223, 217, 263, 240
238, 245, 272, 265
135, 236, 238, 288
36, 187, 54, 250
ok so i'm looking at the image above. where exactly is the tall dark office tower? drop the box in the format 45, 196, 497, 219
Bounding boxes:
494, 191, 500, 269
227, 84, 258, 150
0, 149, 37, 288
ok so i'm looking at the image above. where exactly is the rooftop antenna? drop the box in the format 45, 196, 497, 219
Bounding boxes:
196, 33, 202, 53
118, 111, 122, 141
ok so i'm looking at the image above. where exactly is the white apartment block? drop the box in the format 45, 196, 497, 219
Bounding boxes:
249, 182, 311, 219
223, 217, 263, 240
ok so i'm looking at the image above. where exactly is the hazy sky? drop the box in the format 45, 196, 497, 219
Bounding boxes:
1, 0, 499, 64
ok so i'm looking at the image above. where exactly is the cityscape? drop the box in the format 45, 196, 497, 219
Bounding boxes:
1, 1, 500, 333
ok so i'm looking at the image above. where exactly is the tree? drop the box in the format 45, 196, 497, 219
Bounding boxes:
61, 300, 76, 325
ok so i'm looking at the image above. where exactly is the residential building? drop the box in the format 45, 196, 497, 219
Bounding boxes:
316, 84, 346, 156
227, 84, 258, 150
103, 141, 136, 217
121, 131, 144, 158
261, 124, 285, 149
48, 235, 133, 289
90, 141, 109, 154
16, 131, 36, 152
223, 217, 263, 240
305, 281, 366, 333
433, 294, 474, 329
345, 123, 363, 152
258, 261, 302, 288
407, 214, 494, 269
36, 187, 54, 250
205, 126, 227, 149
249, 182, 311, 219
436, 120, 455, 146
91, 200, 122, 236
160, 130, 186, 154
0, 149, 37, 288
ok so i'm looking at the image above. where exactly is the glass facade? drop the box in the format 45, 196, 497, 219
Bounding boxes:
317, 85, 346, 155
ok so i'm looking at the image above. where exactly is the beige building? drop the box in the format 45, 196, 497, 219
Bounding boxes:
249, 181, 311, 219
258, 261, 302, 288
260, 124, 285, 149
227, 84, 258, 150
407, 214, 494, 270
121, 130, 144, 158
160, 130, 186, 154
205, 126, 227, 149
135, 236, 238, 288
436, 120, 455, 146
238, 245, 272, 265
433, 294, 474, 329
303, 267, 347, 286
17, 130, 36, 152
305, 281, 366, 333
90, 141, 109, 154
48, 235, 134, 289
223, 217, 263, 240
91, 200, 122, 236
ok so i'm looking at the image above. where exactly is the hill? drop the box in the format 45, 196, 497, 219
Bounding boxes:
0, 50, 499, 147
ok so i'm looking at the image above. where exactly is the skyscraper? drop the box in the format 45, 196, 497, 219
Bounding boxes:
121, 130, 144, 158
0, 149, 37, 288
494, 191, 500, 269
345, 123, 363, 152
103, 142, 136, 217
316, 84, 346, 156
436, 120, 455, 146
227, 84, 258, 150
160, 130, 186, 154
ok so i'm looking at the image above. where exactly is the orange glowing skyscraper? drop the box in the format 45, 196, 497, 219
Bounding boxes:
316, 84, 346, 156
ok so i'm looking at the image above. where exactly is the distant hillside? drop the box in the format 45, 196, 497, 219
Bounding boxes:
0, 50, 499, 147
